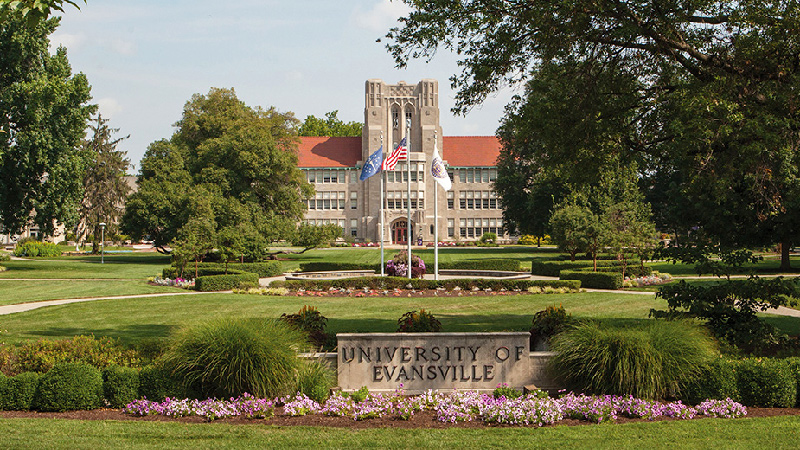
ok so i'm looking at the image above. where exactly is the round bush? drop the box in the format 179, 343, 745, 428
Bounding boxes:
138, 365, 185, 401
160, 318, 306, 399
34, 362, 103, 411
679, 357, 740, 405
1, 372, 41, 411
736, 358, 796, 408
549, 320, 717, 399
103, 366, 140, 408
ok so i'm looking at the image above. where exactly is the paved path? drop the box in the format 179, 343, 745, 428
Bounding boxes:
0, 291, 220, 315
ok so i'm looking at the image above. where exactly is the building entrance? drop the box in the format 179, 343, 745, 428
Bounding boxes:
391, 220, 412, 244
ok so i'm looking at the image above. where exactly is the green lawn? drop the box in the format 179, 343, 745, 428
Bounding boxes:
0, 253, 172, 279
0, 290, 665, 345
0, 280, 181, 306
2, 416, 800, 449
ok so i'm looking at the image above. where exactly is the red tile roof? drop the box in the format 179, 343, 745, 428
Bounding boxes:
297, 137, 361, 168
442, 136, 500, 167
296, 135, 501, 168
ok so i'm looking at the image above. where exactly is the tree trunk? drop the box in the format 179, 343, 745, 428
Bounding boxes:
780, 239, 792, 272
537, 236, 541, 247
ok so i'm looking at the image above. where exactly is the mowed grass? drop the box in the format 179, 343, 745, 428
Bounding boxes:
2, 415, 800, 449
0, 280, 182, 306
0, 253, 171, 279
0, 290, 664, 345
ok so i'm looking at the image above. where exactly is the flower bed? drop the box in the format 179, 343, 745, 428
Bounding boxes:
125, 390, 746, 425
623, 272, 673, 288
149, 276, 194, 288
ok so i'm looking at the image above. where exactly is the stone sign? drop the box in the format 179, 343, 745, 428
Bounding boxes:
336, 332, 541, 393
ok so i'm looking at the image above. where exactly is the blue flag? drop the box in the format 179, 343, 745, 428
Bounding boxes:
359, 145, 383, 181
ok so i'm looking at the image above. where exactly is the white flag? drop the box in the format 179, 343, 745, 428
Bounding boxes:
430, 149, 452, 191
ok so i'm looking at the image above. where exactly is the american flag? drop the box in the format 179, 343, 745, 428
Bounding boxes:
381, 137, 407, 171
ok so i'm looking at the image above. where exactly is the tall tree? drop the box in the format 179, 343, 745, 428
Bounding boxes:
298, 110, 362, 137
0, 0, 84, 26
122, 88, 313, 257
387, 1, 800, 269
78, 114, 131, 251
0, 13, 94, 236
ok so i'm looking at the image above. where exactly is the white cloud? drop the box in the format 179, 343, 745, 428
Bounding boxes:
106, 38, 137, 56
351, 0, 412, 32
96, 98, 123, 118
49, 32, 86, 52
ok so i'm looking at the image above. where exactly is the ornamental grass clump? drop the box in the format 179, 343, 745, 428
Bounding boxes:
159, 318, 306, 400
550, 320, 717, 399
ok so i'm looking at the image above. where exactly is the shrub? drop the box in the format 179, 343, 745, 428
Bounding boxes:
439, 259, 523, 272
281, 305, 329, 349
736, 358, 796, 408
13, 241, 62, 258
33, 362, 103, 411
397, 310, 442, 332
295, 360, 335, 403
530, 305, 573, 349
386, 251, 426, 278
159, 318, 306, 399
138, 365, 184, 401
479, 232, 497, 244
679, 357, 740, 405
550, 321, 717, 399
169, 261, 283, 279
0, 372, 40, 410
493, 383, 523, 399
194, 272, 259, 291
103, 366, 140, 408
7, 335, 140, 375
786, 357, 800, 407
559, 270, 623, 290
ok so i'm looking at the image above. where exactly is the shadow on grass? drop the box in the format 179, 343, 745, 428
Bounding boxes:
27, 324, 176, 345
65, 254, 172, 265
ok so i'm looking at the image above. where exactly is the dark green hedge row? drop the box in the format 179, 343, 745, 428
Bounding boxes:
680, 357, 799, 408
531, 260, 651, 278
194, 273, 260, 291
439, 259, 523, 272
271, 276, 580, 291
165, 262, 283, 280
559, 270, 623, 290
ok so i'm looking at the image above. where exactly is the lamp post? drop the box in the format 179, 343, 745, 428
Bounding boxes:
99, 222, 106, 264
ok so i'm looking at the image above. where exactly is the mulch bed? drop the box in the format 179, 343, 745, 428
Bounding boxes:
2, 406, 799, 428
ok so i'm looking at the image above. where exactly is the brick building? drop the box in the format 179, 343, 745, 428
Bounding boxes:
298, 79, 509, 244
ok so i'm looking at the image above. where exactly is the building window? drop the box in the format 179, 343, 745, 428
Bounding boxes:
350, 192, 358, 209
447, 219, 454, 238
307, 170, 316, 183
459, 170, 466, 183
459, 219, 467, 238
466, 169, 474, 183
490, 191, 498, 209
447, 191, 454, 209
350, 219, 358, 237
488, 169, 497, 182
338, 191, 346, 209
482, 170, 490, 183
459, 191, 466, 209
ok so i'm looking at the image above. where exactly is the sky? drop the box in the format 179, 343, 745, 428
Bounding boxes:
50, 0, 516, 171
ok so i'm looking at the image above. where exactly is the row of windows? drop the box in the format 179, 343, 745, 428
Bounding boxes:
305, 169, 357, 184
457, 191, 499, 210
458, 218, 504, 238
305, 218, 360, 237
457, 168, 497, 184
307, 191, 351, 210
385, 191, 425, 210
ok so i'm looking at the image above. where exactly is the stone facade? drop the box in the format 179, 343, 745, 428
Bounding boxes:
299, 79, 509, 244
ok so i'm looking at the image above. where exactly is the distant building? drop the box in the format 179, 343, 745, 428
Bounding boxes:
298, 79, 509, 244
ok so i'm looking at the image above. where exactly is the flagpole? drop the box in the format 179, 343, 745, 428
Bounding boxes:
406, 126, 412, 280
434, 131, 439, 281
379, 133, 385, 277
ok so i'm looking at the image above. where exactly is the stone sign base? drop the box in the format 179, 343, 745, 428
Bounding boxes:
314, 332, 557, 394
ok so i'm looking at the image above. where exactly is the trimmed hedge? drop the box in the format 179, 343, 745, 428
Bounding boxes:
138, 365, 185, 401
439, 259, 523, 272
13, 241, 62, 257
103, 366, 140, 408
736, 358, 797, 408
271, 276, 580, 291
168, 261, 283, 279
559, 270, 623, 290
195, 272, 260, 291
679, 357, 740, 405
786, 357, 800, 407
531, 259, 652, 278
0, 372, 40, 410
33, 362, 103, 412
